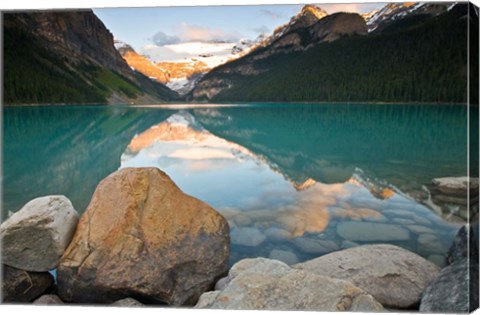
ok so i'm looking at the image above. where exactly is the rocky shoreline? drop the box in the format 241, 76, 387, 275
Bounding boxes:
1, 167, 478, 312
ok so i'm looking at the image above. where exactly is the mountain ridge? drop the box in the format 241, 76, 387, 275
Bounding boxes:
189, 3, 471, 103
3, 10, 179, 105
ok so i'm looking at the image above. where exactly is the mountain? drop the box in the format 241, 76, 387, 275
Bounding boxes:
115, 41, 169, 83
190, 3, 471, 103
3, 10, 178, 105
116, 39, 259, 95
364, 2, 453, 33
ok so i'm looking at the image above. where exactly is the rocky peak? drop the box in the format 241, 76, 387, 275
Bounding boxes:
300, 4, 329, 20
311, 12, 367, 43
364, 2, 452, 33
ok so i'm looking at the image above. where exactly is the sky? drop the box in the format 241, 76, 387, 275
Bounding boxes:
93, 2, 386, 52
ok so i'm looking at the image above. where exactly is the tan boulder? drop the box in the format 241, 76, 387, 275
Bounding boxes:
57, 167, 230, 305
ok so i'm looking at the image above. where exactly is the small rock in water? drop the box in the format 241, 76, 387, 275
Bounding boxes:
405, 225, 435, 234
231, 227, 266, 247
2, 264, 54, 303
432, 177, 479, 196
265, 227, 292, 242
0, 195, 79, 272
336, 222, 410, 241
417, 234, 447, 254
33, 294, 64, 305
292, 237, 339, 254
294, 244, 440, 309
269, 249, 299, 265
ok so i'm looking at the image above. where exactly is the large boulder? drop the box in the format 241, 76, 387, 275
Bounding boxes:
57, 167, 230, 305
1, 195, 79, 272
1, 264, 54, 302
195, 258, 384, 312
294, 244, 440, 308
420, 258, 479, 312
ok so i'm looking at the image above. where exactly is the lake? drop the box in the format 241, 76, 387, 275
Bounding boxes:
3, 103, 478, 266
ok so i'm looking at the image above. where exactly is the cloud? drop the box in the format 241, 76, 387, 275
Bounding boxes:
251, 24, 270, 35
152, 32, 180, 46
151, 22, 243, 46
176, 22, 242, 43
259, 9, 284, 19
321, 3, 386, 14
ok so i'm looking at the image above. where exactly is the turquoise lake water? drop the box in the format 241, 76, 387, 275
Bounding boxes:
3, 103, 478, 266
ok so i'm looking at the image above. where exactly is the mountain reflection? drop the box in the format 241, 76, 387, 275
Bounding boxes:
120, 111, 458, 253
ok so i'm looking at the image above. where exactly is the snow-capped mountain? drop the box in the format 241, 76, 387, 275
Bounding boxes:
363, 2, 453, 33
116, 38, 259, 94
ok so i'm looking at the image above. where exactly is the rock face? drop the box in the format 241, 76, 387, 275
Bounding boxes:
420, 258, 479, 312
1, 264, 54, 302
1, 195, 79, 272
57, 167, 230, 305
195, 258, 384, 311
294, 244, 440, 308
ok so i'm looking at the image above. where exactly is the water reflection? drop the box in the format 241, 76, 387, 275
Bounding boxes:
121, 111, 461, 266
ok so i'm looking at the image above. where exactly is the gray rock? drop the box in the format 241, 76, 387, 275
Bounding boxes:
420, 258, 478, 312
336, 222, 410, 241
111, 298, 144, 307
231, 227, 266, 247
1, 195, 79, 272
1, 264, 54, 302
292, 237, 339, 254
33, 294, 64, 305
269, 249, 299, 265
447, 225, 478, 264
294, 244, 440, 309
432, 177, 479, 196
265, 227, 292, 242
417, 234, 447, 254
195, 258, 383, 312
405, 225, 435, 234
214, 276, 230, 291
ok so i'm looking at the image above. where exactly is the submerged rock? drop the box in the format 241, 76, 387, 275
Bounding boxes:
2, 264, 54, 303
269, 249, 299, 265
0, 195, 79, 272
57, 167, 230, 305
292, 237, 338, 254
420, 258, 478, 313
336, 221, 410, 241
231, 227, 266, 247
195, 258, 384, 312
294, 244, 440, 309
